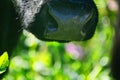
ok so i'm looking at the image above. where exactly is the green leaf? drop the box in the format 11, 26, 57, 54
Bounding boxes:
0, 52, 9, 74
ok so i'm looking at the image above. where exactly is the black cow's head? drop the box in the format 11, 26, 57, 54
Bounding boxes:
27, 0, 98, 42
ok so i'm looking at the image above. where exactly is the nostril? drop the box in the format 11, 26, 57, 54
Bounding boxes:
46, 22, 58, 33
47, 25, 57, 32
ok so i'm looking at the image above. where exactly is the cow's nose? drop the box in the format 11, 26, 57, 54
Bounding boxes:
44, 1, 95, 41
28, 0, 98, 42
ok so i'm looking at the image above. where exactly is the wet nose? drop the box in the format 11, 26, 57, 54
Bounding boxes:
28, 0, 98, 42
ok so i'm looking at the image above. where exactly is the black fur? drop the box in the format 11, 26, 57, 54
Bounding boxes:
0, 0, 22, 78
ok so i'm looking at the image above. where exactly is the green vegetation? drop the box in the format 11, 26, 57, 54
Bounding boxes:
0, 52, 9, 74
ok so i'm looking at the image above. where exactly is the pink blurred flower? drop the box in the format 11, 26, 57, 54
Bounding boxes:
108, 0, 118, 11
65, 43, 84, 60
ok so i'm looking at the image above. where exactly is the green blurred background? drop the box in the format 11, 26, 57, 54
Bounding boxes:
4, 0, 117, 80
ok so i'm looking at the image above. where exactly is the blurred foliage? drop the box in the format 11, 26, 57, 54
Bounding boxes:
3, 0, 118, 80
0, 52, 9, 74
